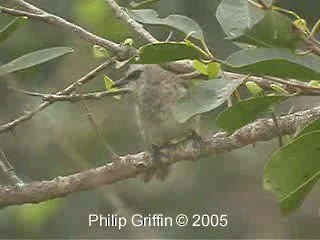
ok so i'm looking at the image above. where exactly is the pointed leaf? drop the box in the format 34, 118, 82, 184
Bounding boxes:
216, 0, 272, 40
295, 118, 320, 138
104, 75, 121, 100
137, 42, 207, 64
217, 95, 287, 132
174, 77, 243, 123
0, 47, 73, 76
230, 11, 301, 50
224, 48, 320, 81
127, 9, 204, 41
264, 131, 320, 215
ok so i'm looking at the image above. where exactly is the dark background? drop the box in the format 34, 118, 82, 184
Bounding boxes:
0, 0, 319, 238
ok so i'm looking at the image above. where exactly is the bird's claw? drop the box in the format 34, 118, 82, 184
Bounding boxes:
142, 144, 171, 182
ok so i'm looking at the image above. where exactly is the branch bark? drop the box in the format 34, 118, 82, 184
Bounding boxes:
0, 105, 319, 208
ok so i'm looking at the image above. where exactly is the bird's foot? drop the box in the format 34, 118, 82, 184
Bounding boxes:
143, 144, 171, 182
189, 131, 204, 159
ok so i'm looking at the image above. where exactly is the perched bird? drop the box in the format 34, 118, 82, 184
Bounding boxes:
114, 64, 200, 180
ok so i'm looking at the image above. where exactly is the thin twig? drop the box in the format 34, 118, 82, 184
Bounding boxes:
13, 88, 131, 102
0, 145, 24, 186
0, 59, 115, 134
292, 25, 320, 57
263, 76, 320, 96
227, 72, 320, 96
80, 95, 119, 157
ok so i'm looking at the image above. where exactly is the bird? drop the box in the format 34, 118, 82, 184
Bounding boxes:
113, 64, 201, 181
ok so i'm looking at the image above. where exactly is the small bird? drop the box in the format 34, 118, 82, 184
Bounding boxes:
114, 64, 200, 180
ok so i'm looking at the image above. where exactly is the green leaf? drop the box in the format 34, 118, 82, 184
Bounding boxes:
264, 131, 320, 215
246, 81, 263, 96
216, 0, 272, 41
230, 11, 301, 50
309, 80, 320, 87
217, 95, 287, 132
207, 62, 220, 78
174, 77, 243, 123
270, 84, 289, 94
126, 9, 205, 41
193, 60, 207, 75
0, 17, 28, 43
137, 42, 207, 64
123, 38, 134, 46
224, 48, 320, 81
0, 47, 73, 76
104, 75, 121, 100
104, 75, 114, 90
93, 45, 110, 59
295, 118, 320, 138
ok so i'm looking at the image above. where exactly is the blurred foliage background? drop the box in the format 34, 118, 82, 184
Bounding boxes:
0, 0, 320, 238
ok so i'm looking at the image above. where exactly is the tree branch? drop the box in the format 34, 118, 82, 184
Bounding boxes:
0, 59, 115, 134
0, 0, 318, 135
105, 0, 158, 43
1, 104, 319, 208
0, 0, 319, 210
13, 88, 131, 102
11, 0, 43, 14
226, 72, 320, 96
0, 5, 127, 55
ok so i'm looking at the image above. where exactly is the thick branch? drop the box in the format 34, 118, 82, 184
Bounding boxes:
1, 105, 319, 208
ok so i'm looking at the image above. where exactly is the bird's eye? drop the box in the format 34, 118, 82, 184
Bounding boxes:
126, 70, 142, 80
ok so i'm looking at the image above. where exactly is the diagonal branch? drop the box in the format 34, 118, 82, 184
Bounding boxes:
0, 5, 127, 55
0, 104, 319, 208
0, 150, 24, 186
105, 0, 158, 43
0, 59, 115, 134
11, 0, 43, 14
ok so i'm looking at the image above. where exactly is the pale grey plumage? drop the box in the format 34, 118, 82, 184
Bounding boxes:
116, 64, 200, 181
123, 64, 200, 150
